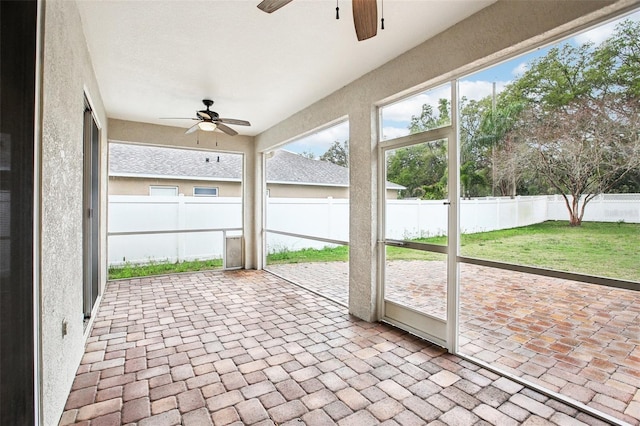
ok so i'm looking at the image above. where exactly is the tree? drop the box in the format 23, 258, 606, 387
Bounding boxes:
496, 19, 640, 224
320, 140, 349, 167
590, 19, 640, 98
408, 98, 451, 133
515, 96, 640, 225
299, 151, 316, 160
386, 143, 447, 199
386, 99, 450, 199
476, 98, 526, 197
458, 96, 493, 198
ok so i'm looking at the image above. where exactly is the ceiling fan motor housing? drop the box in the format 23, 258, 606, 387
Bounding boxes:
198, 99, 219, 121
200, 110, 219, 120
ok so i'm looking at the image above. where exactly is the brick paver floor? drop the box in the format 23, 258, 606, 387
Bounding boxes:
267, 261, 640, 425
59, 269, 634, 425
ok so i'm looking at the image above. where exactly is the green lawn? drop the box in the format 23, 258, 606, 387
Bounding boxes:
458, 221, 639, 280
109, 221, 639, 282
267, 221, 639, 282
108, 258, 222, 280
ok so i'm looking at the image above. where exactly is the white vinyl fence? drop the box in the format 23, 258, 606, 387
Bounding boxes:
108, 195, 242, 266
108, 194, 640, 265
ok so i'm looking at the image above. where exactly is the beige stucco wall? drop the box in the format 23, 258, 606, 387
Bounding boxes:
109, 177, 399, 199
267, 183, 348, 199
109, 176, 242, 197
39, 1, 108, 424
266, 184, 398, 199
254, 0, 634, 322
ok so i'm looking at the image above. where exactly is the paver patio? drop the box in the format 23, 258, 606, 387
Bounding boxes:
59, 269, 636, 425
267, 261, 640, 425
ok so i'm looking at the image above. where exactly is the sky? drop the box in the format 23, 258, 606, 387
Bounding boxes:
283, 9, 640, 157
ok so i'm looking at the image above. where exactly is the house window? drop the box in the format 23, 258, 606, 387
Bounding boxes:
193, 186, 218, 197
149, 186, 178, 196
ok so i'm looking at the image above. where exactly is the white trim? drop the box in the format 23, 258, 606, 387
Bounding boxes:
378, 126, 454, 345
267, 180, 348, 188
111, 172, 241, 183
446, 80, 459, 353
82, 294, 102, 340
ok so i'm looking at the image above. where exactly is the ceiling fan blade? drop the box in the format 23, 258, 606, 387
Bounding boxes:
185, 123, 200, 134
197, 111, 211, 120
257, 0, 293, 13
218, 118, 251, 126
216, 123, 238, 136
352, 0, 377, 41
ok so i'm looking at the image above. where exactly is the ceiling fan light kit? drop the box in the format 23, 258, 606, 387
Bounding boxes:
197, 121, 217, 132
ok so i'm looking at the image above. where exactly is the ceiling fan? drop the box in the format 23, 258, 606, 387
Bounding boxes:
162, 99, 251, 136
257, 0, 378, 41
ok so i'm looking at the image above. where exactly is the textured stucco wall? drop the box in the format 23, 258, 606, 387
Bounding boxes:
109, 178, 397, 199
108, 119, 259, 268
254, 0, 634, 321
268, 184, 398, 199
108, 176, 242, 197
40, 1, 108, 424
266, 184, 348, 199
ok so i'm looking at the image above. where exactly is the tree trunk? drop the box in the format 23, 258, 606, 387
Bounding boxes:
568, 195, 582, 226
569, 213, 582, 226
561, 194, 583, 226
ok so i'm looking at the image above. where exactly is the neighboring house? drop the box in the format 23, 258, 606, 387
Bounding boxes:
109, 142, 404, 198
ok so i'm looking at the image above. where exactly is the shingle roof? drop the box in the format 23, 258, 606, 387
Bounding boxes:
266, 150, 349, 186
108, 142, 403, 189
109, 143, 241, 181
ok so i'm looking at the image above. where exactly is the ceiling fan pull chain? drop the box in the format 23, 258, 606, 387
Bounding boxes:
381, 0, 385, 29
336, 0, 339, 19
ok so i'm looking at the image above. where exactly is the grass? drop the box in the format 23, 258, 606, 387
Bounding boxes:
266, 221, 639, 282
109, 221, 639, 282
457, 220, 639, 280
108, 258, 223, 280
267, 245, 349, 264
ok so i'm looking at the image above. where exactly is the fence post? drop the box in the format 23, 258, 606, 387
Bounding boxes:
417, 199, 422, 238
178, 194, 185, 262
327, 197, 333, 240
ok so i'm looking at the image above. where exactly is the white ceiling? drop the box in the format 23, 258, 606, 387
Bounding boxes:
77, 0, 495, 136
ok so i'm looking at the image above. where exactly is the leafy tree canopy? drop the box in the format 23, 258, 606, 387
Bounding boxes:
320, 140, 349, 168
503, 19, 640, 225
387, 98, 450, 199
